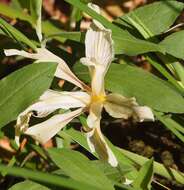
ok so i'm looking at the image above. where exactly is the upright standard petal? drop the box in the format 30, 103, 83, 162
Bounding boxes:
4, 48, 86, 90
80, 27, 113, 95
80, 3, 114, 96
104, 93, 154, 122
25, 108, 83, 144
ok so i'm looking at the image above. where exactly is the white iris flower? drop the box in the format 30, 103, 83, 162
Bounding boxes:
4, 3, 154, 167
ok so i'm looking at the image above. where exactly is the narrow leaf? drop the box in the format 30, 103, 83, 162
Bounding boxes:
0, 18, 37, 50
30, 0, 42, 41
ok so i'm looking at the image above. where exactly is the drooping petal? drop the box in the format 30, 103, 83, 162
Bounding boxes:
86, 102, 103, 129
15, 90, 90, 145
86, 102, 118, 167
38, 90, 90, 114
25, 108, 83, 144
86, 126, 118, 167
104, 93, 154, 122
4, 48, 86, 89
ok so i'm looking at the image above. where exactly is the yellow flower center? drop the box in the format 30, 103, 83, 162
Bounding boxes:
91, 94, 106, 103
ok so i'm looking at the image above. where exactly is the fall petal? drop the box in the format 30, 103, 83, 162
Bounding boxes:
15, 90, 90, 145
105, 93, 154, 122
104, 101, 133, 119
21, 90, 90, 118
105, 93, 137, 119
86, 126, 118, 167
25, 108, 83, 144
4, 48, 85, 89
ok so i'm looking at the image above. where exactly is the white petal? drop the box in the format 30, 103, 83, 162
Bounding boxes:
4, 48, 86, 89
81, 18, 114, 95
104, 93, 137, 119
105, 93, 154, 122
23, 90, 90, 118
86, 129, 95, 153
25, 108, 83, 144
38, 90, 90, 113
87, 102, 103, 129
86, 126, 118, 167
133, 106, 154, 122
86, 102, 118, 167
15, 90, 90, 145
84, 28, 114, 69
80, 58, 106, 95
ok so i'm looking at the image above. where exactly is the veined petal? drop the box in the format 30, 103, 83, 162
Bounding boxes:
25, 108, 83, 144
15, 90, 90, 145
39, 90, 90, 112
105, 93, 154, 122
80, 9, 114, 95
86, 126, 118, 167
104, 93, 137, 119
83, 28, 114, 70
22, 90, 90, 118
4, 48, 86, 89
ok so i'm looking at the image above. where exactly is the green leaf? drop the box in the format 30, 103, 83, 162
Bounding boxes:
61, 128, 135, 169
113, 34, 164, 55
74, 63, 184, 113
133, 158, 153, 190
0, 1, 164, 55
0, 164, 100, 190
0, 18, 36, 50
160, 30, 184, 59
48, 148, 114, 190
64, 0, 164, 55
30, 0, 42, 41
63, 128, 184, 185
9, 180, 50, 190
0, 62, 56, 128
115, 1, 184, 37
42, 21, 84, 43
